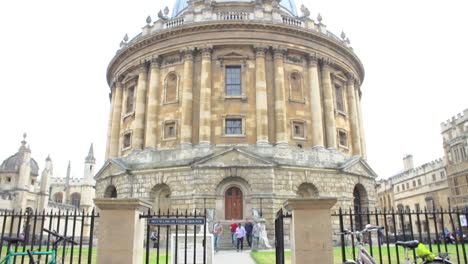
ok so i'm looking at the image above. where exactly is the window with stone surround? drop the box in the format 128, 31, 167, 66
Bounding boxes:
335, 84, 345, 112
338, 129, 348, 148
53, 192, 63, 203
440, 171, 445, 178
163, 121, 177, 140
225, 66, 242, 96
289, 71, 305, 103
123, 131, 132, 149
71, 192, 81, 207
397, 186, 400, 192
432, 174, 436, 181
125, 86, 135, 114
418, 179, 422, 185
164, 72, 179, 104
291, 120, 306, 140
222, 115, 246, 137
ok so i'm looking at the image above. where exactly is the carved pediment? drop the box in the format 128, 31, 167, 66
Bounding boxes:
193, 148, 275, 168
218, 52, 248, 67
94, 160, 129, 179
340, 157, 378, 178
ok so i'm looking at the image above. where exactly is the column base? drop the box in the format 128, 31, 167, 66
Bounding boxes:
311, 145, 325, 150
256, 140, 271, 147
275, 142, 290, 148
179, 142, 192, 148
198, 141, 211, 147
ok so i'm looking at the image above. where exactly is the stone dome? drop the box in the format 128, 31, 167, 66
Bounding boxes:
0, 137, 39, 176
172, 0, 298, 17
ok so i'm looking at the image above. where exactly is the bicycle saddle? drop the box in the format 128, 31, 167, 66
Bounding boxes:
2, 236, 24, 244
396, 240, 419, 249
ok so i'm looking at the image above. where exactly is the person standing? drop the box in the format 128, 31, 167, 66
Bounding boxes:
213, 221, 224, 252
230, 220, 238, 247
245, 219, 253, 248
236, 223, 246, 252
252, 221, 261, 250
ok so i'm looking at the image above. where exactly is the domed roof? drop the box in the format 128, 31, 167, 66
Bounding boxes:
0, 135, 39, 176
172, 0, 298, 17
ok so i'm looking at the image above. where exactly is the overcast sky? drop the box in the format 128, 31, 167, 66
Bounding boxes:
0, 0, 466, 180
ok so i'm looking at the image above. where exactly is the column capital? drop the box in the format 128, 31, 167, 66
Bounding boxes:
253, 44, 268, 58
138, 60, 148, 73
307, 53, 319, 67
320, 57, 332, 69
346, 72, 355, 85
150, 55, 162, 68
180, 47, 195, 61
199, 45, 213, 59
272, 45, 287, 59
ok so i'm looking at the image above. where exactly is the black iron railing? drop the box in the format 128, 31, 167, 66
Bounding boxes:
0, 209, 98, 264
140, 209, 207, 264
333, 208, 468, 264
275, 208, 291, 264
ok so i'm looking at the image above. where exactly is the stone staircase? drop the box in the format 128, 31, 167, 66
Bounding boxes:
213, 221, 254, 250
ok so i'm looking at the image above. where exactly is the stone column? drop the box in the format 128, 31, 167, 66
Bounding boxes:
284, 198, 337, 264
320, 58, 337, 149
109, 80, 124, 158
307, 54, 324, 148
133, 62, 149, 150
355, 85, 367, 159
180, 47, 195, 147
199, 45, 213, 146
144, 56, 161, 149
346, 73, 361, 156
273, 46, 288, 146
94, 199, 151, 264
105, 85, 115, 159
254, 44, 269, 145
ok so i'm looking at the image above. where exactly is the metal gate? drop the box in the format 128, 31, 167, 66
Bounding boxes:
140, 209, 208, 264
275, 208, 291, 264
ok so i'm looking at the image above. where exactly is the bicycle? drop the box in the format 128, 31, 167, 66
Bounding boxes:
396, 240, 454, 264
338, 224, 455, 264
0, 228, 77, 264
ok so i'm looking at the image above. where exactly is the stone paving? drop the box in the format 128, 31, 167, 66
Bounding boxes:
213, 249, 256, 264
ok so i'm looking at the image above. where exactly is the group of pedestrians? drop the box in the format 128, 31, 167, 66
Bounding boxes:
212, 219, 262, 252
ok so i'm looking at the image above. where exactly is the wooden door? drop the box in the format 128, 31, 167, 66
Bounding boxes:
225, 187, 243, 219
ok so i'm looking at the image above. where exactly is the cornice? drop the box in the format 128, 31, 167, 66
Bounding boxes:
106, 21, 365, 86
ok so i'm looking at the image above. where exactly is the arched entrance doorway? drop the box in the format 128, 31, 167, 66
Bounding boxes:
225, 187, 243, 219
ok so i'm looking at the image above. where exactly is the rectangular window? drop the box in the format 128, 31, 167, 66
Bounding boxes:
440, 171, 445, 178
415, 203, 420, 212
126, 86, 135, 114
413, 181, 416, 187
432, 174, 436, 181
335, 84, 344, 112
292, 121, 305, 138
338, 130, 348, 148
226, 66, 242, 96
225, 119, 242, 134
164, 122, 177, 139
123, 133, 131, 149
418, 179, 422, 185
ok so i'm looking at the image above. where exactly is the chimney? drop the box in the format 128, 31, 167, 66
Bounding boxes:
403, 154, 414, 171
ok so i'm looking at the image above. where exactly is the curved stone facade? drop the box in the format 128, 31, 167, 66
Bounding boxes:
97, 0, 377, 242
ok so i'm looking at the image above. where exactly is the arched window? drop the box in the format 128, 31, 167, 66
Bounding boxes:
289, 71, 304, 102
104, 185, 117, 198
149, 184, 171, 213
70, 193, 81, 207
164, 73, 179, 103
53, 192, 63, 203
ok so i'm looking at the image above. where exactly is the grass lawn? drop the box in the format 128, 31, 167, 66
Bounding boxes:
252, 244, 464, 264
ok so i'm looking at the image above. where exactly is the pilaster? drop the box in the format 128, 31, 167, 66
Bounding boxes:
145, 56, 161, 149
180, 47, 195, 147
307, 54, 324, 148
199, 45, 213, 146
273, 46, 288, 147
132, 62, 149, 150
320, 58, 337, 149
346, 73, 361, 156
254, 44, 270, 145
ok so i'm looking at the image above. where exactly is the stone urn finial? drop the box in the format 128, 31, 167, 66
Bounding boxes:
341, 30, 346, 40
146, 15, 152, 24
317, 13, 323, 23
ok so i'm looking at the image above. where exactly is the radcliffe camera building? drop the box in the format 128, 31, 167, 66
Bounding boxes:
96, 0, 378, 236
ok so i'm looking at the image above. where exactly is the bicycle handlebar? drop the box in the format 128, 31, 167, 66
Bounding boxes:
336, 226, 384, 236
43, 228, 79, 245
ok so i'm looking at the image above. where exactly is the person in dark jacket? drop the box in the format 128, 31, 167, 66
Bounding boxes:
244, 219, 254, 247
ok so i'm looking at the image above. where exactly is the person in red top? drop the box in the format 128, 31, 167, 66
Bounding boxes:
230, 220, 238, 247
